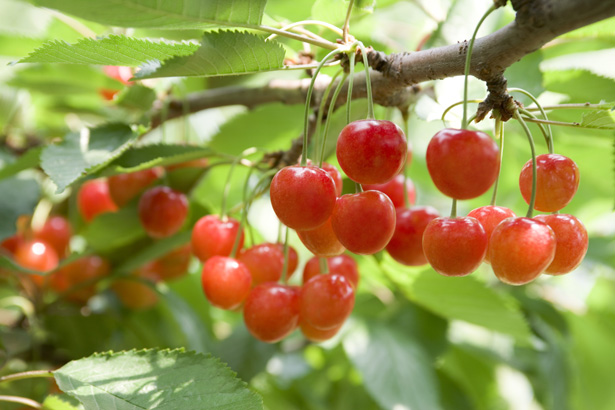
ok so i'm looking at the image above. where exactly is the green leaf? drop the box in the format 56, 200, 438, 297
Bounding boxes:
561, 18, 615, 41
7, 64, 116, 95
18, 35, 199, 65
343, 321, 442, 410
114, 84, 157, 111
135, 31, 285, 79
115, 231, 191, 274
382, 256, 531, 342
40, 123, 136, 192
43, 394, 83, 410
579, 110, 615, 130
541, 49, 615, 81
0, 147, 42, 180
82, 204, 146, 253
0, 176, 39, 240
31, 0, 268, 29
54, 348, 263, 410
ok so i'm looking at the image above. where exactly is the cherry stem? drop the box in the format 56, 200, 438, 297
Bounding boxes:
320, 71, 350, 166
513, 109, 538, 218
280, 226, 291, 284
220, 147, 258, 219
508, 88, 554, 153
237, 23, 338, 50
265, 20, 343, 42
302, 48, 344, 166
525, 102, 613, 111
441, 99, 483, 125
355, 181, 363, 194
490, 114, 504, 206
517, 117, 585, 129
315, 69, 343, 165
450, 198, 457, 218
518, 108, 552, 153
357, 42, 375, 120
402, 109, 411, 208
346, 49, 356, 124
0, 395, 43, 409
0, 369, 54, 384
319, 257, 330, 274
462, 5, 496, 130
342, 0, 355, 44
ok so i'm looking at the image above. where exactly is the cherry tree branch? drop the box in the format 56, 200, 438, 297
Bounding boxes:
150, 0, 615, 128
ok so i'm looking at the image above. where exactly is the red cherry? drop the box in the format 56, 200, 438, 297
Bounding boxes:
297, 216, 346, 257
423, 216, 487, 277
534, 214, 588, 275
77, 179, 118, 222
308, 160, 344, 197
51, 255, 110, 303
385, 206, 440, 266
14, 240, 59, 286
331, 190, 396, 255
336, 119, 407, 185
519, 154, 580, 212
489, 217, 556, 285
467, 206, 516, 263
363, 174, 416, 208
303, 254, 359, 288
103, 66, 133, 84
300, 273, 355, 330
138, 186, 188, 238
1, 234, 24, 255
243, 283, 300, 343
238, 243, 284, 286
426, 128, 500, 199
270, 165, 337, 231
300, 320, 343, 342
33, 215, 72, 258
108, 168, 163, 207
275, 243, 298, 278
201, 256, 252, 310
151, 244, 192, 281
191, 215, 244, 262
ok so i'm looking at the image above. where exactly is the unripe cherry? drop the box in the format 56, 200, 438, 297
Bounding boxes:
243, 283, 300, 343
336, 120, 407, 184
423, 216, 487, 277
269, 165, 337, 231
331, 190, 396, 255
534, 214, 588, 275
426, 128, 500, 199
519, 154, 580, 212
489, 217, 556, 285
385, 206, 440, 266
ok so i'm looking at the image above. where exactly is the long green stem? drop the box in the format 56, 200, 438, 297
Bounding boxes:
220, 147, 258, 218
342, 0, 355, 43
265, 20, 344, 42
518, 108, 552, 152
0, 370, 54, 384
508, 88, 554, 153
346, 49, 356, 124
236, 23, 338, 50
280, 227, 290, 283
302, 48, 343, 166
521, 117, 584, 128
490, 116, 504, 206
450, 199, 457, 218
0, 395, 42, 409
514, 110, 538, 218
320, 72, 350, 166
357, 42, 375, 120
462, 5, 496, 129
319, 257, 330, 274
525, 103, 613, 111
315, 69, 343, 164
441, 99, 483, 125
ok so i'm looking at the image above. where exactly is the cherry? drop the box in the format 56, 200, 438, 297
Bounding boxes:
300, 320, 343, 343
426, 128, 500, 199
519, 154, 580, 212
238, 243, 284, 286
243, 283, 300, 343
51, 255, 110, 303
103, 65, 133, 84
138, 186, 188, 238
303, 254, 359, 288
331, 190, 396, 255
150, 244, 192, 281
33, 215, 72, 258
363, 174, 416, 208
191, 215, 244, 262
108, 167, 163, 207
467, 205, 516, 263
275, 243, 298, 278
300, 273, 355, 330
1, 234, 24, 256
112, 266, 159, 310
297, 216, 346, 257
534, 214, 588, 275
423, 217, 487, 277
14, 240, 59, 286
385, 206, 440, 266
77, 179, 118, 222
308, 160, 344, 197
336, 120, 407, 185
201, 256, 252, 310
489, 217, 556, 285
270, 165, 337, 230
